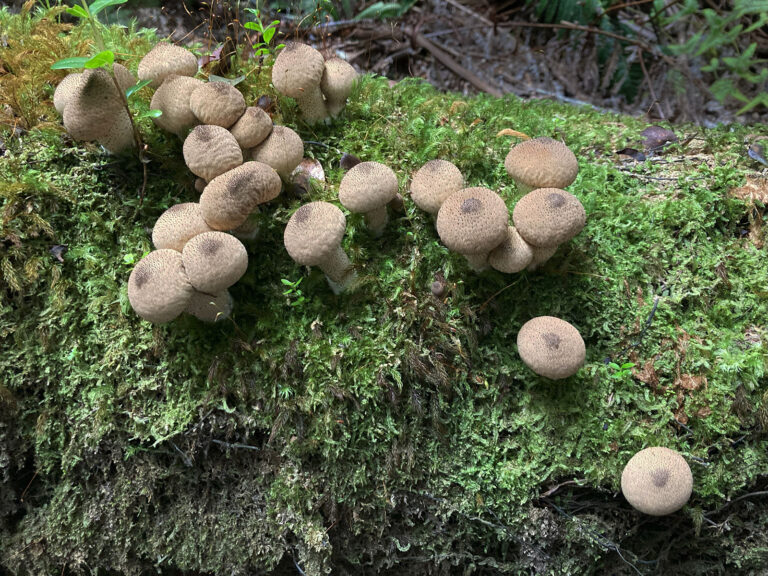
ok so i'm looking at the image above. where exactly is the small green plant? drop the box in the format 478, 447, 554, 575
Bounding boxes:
607, 361, 635, 382
281, 277, 306, 307
243, 8, 284, 59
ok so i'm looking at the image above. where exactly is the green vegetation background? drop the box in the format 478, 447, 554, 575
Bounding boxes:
1, 7, 767, 575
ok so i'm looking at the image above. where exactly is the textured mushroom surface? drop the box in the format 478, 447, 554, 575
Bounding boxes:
150, 75, 204, 136
271, 42, 327, 123
251, 125, 303, 180
512, 188, 586, 247
436, 187, 508, 255
320, 57, 358, 117
189, 82, 246, 128
112, 63, 136, 94
127, 249, 194, 323
152, 203, 214, 252
96, 108, 135, 154
53, 73, 83, 115
516, 316, 586, 380
621, 447, 693, 516
181, 232, 248, 294
410, 159, 464, 215
229, 106, 273, 149
62, 68, 123, 141
338, 161, 399, 213
488, 226, 533, 273
137, 43, 198, 89
185, 289, 233, 322
504, 137, 579, 192
284, 202, 346, 266
183, 125, 243, 182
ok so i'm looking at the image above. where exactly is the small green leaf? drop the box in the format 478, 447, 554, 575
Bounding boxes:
281, 279, 294, 286
608, 362, 620, 370
66, 5, 90, 19
125, 79, 152, 99
208, 74, 246, 86
139, 109, 163, 119
89, 0, 128, 16
244, 21, 262, 32
51, 56, 90, 70
263, 27, 276, 43
84, 50, 115, 69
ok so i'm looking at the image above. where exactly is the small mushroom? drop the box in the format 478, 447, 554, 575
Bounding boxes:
283, 202, 355, 294
504, 137, 579, 194
516, 316, 585, 380
189, 81, 246, 129
137, 43, 199, 89
181, 231, 249, 294
512, 188, 585, 248
526, 244, 559, 271
410, 159, 464, 215
112, 63, 136, 94
53, 72, 83, 115
488, 226, 533, 273
272, 42, 328, 124
150, 74, 204, 136
621, 447, 693, 516
436, 187, 508, 271
127, 249, 195, 323
152, 203, 214, 252
320, 57, 358, 118
183, 125, 243, 182
185, 289, 233, 322
96, 108, 135, 154
338, 161, 399, 237
229, 106, 273, 149
62, 68, 123, 141
251, 125, 303, 181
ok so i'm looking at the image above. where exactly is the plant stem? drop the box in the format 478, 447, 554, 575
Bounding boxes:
81, 0, 106, 52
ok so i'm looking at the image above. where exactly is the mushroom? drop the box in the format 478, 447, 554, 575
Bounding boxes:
516, 316, 585, 380
189, 81, 246, 129
409, 159, 464, 215
488, 226, 533, 273
181, 231, 249, 294
53, 72, 83, 115
338, 161, 399, 237
229, 106, 273, 149
194, 178, 207, 194
183, 125, 243, 182
199, 161, 282, 230
184, 289, 233, 322
150, 75, 204, 136
504, 137, 579, 194
152, 203, 214, 252
526, 244, 559, 272
127, 249, 195, 323
621, 447, 693, 516
62, 67, 124, 141
435, 187, 508, 271
112, 63, 136, 94
271, 42, 328, 124
251, 125, 303, 181
283, 202, 355, 294
96, 108, 135, 154
137, 42, 199, 89
320, 57, 358, 118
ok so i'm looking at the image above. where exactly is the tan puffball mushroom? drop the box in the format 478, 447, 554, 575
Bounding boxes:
621, 447, 693, 516
96, 108, 135, 154
251, 125, 303, 181
504, 137, 579, 194
137, 42, 199, 89
183, 125, 243, 182
272, 42, 328, 124
338, 161, 399, 237
189, 81, 246, 129
200, 161, 282, 230
62, 68, 123, 141
150, 75, 204, 136
284, 202, 355, 294
112, 63, 136, 94
488, 226, 533, 273
512, 188, 586, 248
185, 289, 233, 322
410, 159, 464, 215
127, 249, 195, 323
152, 203, 215, 252
181, 231, 248, 294
54, 72, 83, 115
516, 316, 585, 380
526, 244, 559, 271
229, 106, 273, 149
320, 57, 358, 118
436, 187, 509, 272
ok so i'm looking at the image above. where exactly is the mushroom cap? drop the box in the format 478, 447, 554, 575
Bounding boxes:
127, 249, 194, 323
338, 161, 399, 213
504, 137, 579, 190
152, 202, 215, 252
189, 81, 247, 129
181, 231, 248, 294
320, 57, 358, 103
516, 316, 586, 380
185, 289, 233, 322
410, 159, 464, 215
272, 42, 325, 99
512, 188, 586, 247
250, 125, 303, 179
112, 63, 136, 94
62, 68, 122, 141
621, 447, 693, 516
183, 125, 243, 182
53, 72, 83, 115
150, 75, 204, 136
488, 226, 534, 273
229, 106, 273, 149
436, 187, 509, 255
137, 42, 199, 89
200, 161, 282, 230
96, 108, 135, 154
284, 202, 346, 267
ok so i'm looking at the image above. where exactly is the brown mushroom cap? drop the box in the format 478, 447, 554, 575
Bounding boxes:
229, 106, 273, 149
410, 159, 464, 215
181, 231, 248, 294
272, 42, 325, 99
488, 226, 533, 273
200, 161, 282, 230
504, 137, 579, 192
96, 108, 135, 154
516, 316, 586, 380
189, 82, 247, 129
183, 125, 243, 182
137, 43, 199, 89
284, 202, 346, 267
63, 68, 123, 141
251, 125, 303, 180
185, 289, 233, 322
436, 187, 509, 256
320, 57, 358, 117
621, 447, 693, 516
338, 161, 399, 213
54, 72, 83, 115
112, 63, 136, 94
152, 202, 215, 252
150, 75, 204, 136
127, 249, 194, 323
512, 188, 586, 247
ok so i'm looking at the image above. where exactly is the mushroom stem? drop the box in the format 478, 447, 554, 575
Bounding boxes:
231, 211, 260, 241
363, 205, 389, 238
295, 87, 329, 124
464, 253, 491, 272
318, 245, 355, 293
512, 180, 535, 195
526, 244, 558, 271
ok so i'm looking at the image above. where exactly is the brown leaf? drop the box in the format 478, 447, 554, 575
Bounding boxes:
633, 359, 660, 390
616, 147, 646, 161
50, 244, 68, 263
696, 406, 712, 418
496, 128, 531, 139
675, 374, 706, 391
729, 175, 768, 204
641, 125, 678, 151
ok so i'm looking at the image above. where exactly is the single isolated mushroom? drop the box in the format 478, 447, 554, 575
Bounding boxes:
181, 231, 249, 294
410, 159, 464, 216
185, 289, 233, 322
338, 161, 399, 237
320, 57, 358, 118
127, 249, 195, 323
137, 42, 199, 89
435, 187, 508, 271
189, 81, 246, 129
505, 137, 579, 194
183, 124, 243, 182
229, 106, 273, 149
621, 447, 693, 516
284, 201, 355, 294
488, 226, 533, 273
152, 202, 214, 252
272, 42, 327, 124
516, 316, 585, 380
150, 75, 204, 136
251, 125, 303, 181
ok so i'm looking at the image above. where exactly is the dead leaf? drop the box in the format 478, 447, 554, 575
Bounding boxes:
696, 406, 712, 418
449, 101, 467, 113
496, 128, 530, 139
641, 125, 678, 151
729, 175, 768, 204
748, 142, 768, 166
675, 374, 706, 391
616, 147, 646, 161
633, 359, 660, 390
469, 118, 483, 127
50, 244, 68, 263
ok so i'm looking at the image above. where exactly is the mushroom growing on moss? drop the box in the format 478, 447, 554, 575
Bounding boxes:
150, 75, 204, 137
504, 137, 579, 194
621, 447, 693, 516
229, 106, 273, 149
488, 226, 533, 273
127, 249, 195, 323
410, 159, 464, 216
516, 316, 585, 380
183, 125, 243, 182
272, 42, 328, 124
152, 203, 214, 252
189, 81, 246, 129
137, 42, 199, 89
181, 231, 249, 294
320, 57, 358, 118
184, 289, 233, 322
251, 125, 304, 181
338, 161, 399, 237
